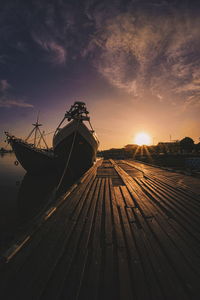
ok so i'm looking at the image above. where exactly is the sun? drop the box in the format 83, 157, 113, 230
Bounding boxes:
134, 132, 151, 146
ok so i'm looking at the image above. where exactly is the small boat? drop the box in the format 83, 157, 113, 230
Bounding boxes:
5, 117, 55, 174
5, 102, 99, 178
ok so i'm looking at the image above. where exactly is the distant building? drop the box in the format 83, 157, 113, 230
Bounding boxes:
157, 141, 180, 154
101, 148, 125, 159
196, 143, 200, 153
123, 144, 138, 158
124, 144, 138, 149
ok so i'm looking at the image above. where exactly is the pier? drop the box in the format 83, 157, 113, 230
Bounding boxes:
1, 159, 200, 300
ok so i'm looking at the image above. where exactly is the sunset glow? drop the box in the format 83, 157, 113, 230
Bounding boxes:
135, 133, 151, 146
0, 1, 200, 150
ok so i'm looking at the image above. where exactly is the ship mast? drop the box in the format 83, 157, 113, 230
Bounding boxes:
25, 113, 48, 149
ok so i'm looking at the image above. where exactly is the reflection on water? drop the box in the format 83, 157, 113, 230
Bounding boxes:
0, 153, 68, 252
0, 153, 25, 250
17, 172, 58, 225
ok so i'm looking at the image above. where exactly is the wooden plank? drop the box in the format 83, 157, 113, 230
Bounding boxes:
113, 184, 164, 300
120, 185, 135, 208
145, 178, 200, 223
133, 179, 200, 277
92, 179, 105, 249
39, 178, 101, 300
127, 202, 190, 299
129, 182, 200, 297
136, 178, 200, 257
110, 188, 124, 250
126, 160, 200, 198
147, 176, 200, 213
59, 179, 103, 300
128, 211, 166, 300
137, 178, 200, 238
115, 191, 154, 300
113, 187, 134, 300
115, 186, 167, 299
111, 161, 196, 299
102, 245, 116, 299
102, 179, 115, 298
104, 178, 113, 245
114, 185, 125, 207
78, 178, 105, 300
78, 247, 102, 300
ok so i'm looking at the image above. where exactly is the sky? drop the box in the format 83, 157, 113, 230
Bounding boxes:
0, 0, 200, 150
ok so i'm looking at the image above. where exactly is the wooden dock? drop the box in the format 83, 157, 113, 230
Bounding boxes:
0, 159, 200, 300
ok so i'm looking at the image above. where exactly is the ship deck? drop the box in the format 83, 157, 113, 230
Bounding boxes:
0, 159, 200, 300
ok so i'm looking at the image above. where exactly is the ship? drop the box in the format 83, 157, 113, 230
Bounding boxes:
53, 101, 99, 180
5, 102, 99, 179
5, 116, 55, 174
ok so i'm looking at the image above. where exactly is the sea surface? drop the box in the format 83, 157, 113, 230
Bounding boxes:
0, 153, 58, 252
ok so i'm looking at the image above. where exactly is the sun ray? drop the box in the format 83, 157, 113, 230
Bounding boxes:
143, 145, 153, 162
133, 145, 140, 159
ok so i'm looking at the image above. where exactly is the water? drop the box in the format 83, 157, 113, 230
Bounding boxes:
0, 153, 58, 252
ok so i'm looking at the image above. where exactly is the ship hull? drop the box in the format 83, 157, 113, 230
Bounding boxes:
53, 120, 99, 180
10, 139, 55, 174
54, 132, 96, 179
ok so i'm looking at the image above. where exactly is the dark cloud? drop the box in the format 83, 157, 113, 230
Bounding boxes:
0, 0, 96, 107
0, 79, 10, 92
0, 0, 200, 110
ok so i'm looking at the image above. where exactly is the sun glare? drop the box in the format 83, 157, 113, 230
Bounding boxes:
134, 132, 151, 146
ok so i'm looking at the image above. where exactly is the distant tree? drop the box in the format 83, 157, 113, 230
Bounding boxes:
195, 142, 200, 153
179, 137, 194, 153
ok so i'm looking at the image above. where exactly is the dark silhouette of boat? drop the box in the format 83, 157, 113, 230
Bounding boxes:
5, 102, 99, 178
53, 101, 99, 180
5, 114, 55, 174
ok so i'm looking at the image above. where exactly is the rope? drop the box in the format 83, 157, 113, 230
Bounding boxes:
53, 116, 66, 139
89, 120, 94, 132
56, 119, 80, 193
89, 120, 100, 144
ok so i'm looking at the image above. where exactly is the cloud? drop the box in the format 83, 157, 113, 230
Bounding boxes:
32, 32, 67, 65
84, 1, 200, 108
182, 93, 200, 111
0, 79, 10, 92
30, 1, 88, 65
0, 79, 33, 108
0, 1, 81, 67
0, 99, 34, 108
